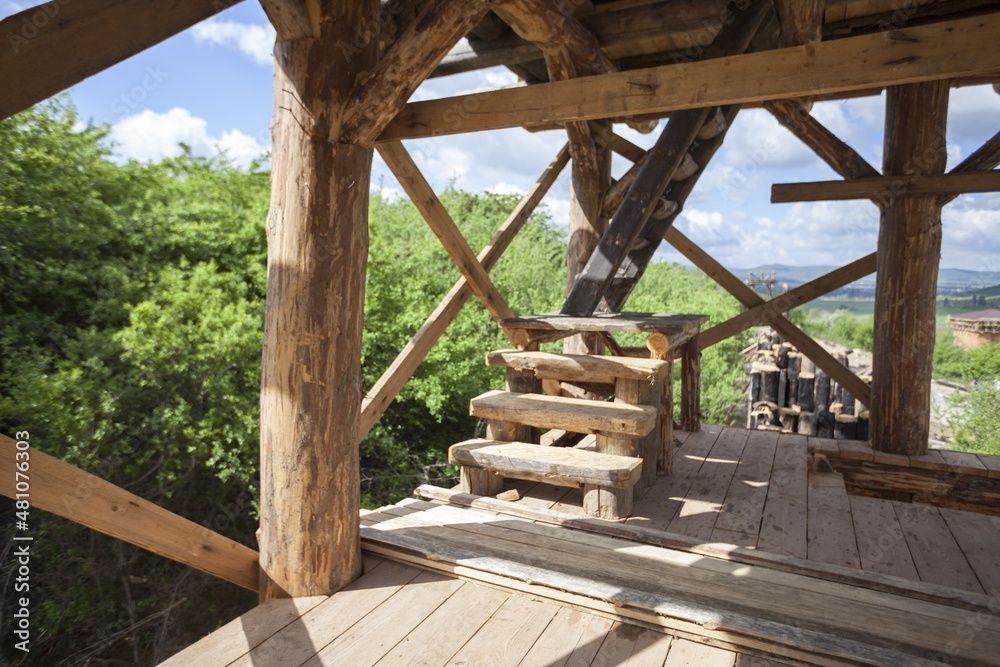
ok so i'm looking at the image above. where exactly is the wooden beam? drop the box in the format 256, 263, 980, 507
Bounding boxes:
772, 171, 1000, 203
340, 0, 491, 145
764, 99, 881, 182
774, 0, 824, 46
699, 253, 878, 349
664, 227, 872, 405
259, 0, 375, 600
871, 81, 950, 456
0, 434, 258, 591
0, 0, 244, 122
378, 141, 528, 347
259, 0, 313, 40
941, 129, 1000, 204
379, 13, 1000, 141
563, 109, 708, 315
359, 144, 569, 438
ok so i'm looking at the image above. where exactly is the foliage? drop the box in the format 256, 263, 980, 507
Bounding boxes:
935, 334, 1000, 455
799, 308, 874, 351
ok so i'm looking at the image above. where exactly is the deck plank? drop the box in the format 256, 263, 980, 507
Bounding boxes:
627, 627, 673, 667
666, 428, 749, 540
806, 473, 861, 569
229, 560, 422, 667
849, 494, 919, 581
591, 622, 648, 667
893, 501, 985, 594
629, 425, 722, 531
519, 606, 613, 667
938, 507, 1000, 596
446, 593, 561, 666
373, 577, 510, 666
303, 570, 464, 666
158, 595, 328, 667
664, 638, 737, 667
712, 430, 779, 542
364, 501, 999, 662
756, 434, 809, 558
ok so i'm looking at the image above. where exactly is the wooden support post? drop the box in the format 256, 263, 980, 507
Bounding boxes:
679, 336, 701, 432
504, 342, 541, 443
615, 377, 656, 492
871, 81, 949, 456
259, 0, 376, 600
565, 121, 612, 355
461, 467, 505, 496
774, 0, 824, 46
646, 333, 674, 473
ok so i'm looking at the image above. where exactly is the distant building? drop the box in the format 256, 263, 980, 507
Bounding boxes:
947, 309, 1000, 350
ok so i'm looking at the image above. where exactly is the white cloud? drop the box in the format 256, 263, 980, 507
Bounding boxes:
110, 108, 268, 168
191, 19, 275, 66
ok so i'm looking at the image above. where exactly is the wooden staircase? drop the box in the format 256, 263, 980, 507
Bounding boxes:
561, 1, 771, 316
449, 351, 670, 519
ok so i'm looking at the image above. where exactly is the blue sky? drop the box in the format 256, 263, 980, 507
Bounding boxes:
4, 0, 999, 273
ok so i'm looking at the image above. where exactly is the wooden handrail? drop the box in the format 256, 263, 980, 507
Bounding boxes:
0, 434, 259, 591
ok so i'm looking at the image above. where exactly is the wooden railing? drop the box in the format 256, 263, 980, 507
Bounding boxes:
0, 434, 259, 591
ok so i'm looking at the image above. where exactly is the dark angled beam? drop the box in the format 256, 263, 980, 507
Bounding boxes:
379, 13, 1000, 141
339, 0, 490, 145
772, 171, 1000, 203
764, 99, 881, 181
941, 129, 1000, 204
562, 109, 708, 316
0, 0, 245, 122
259, 0, 312, 40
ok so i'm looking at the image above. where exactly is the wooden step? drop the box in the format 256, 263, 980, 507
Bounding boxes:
449, 439, 642, 489
470, 390, 657, 437
486, 350, 670, 384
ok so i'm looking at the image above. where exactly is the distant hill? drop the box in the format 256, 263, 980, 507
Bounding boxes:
728, 265, 1000, 296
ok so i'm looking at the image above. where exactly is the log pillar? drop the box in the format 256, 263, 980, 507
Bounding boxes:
870, 81, 949, 456
565, 121, 612, 355
259, 0, 377, 600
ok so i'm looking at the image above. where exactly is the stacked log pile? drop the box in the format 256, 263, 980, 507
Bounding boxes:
745, 330, 871, 439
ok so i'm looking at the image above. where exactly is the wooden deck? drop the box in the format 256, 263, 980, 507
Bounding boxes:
163, 426, 1000, 666
162, 551, 769, 667
510, 426, 1000, 595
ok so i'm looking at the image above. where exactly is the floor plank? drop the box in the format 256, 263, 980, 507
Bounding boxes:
591, 622, 649, 667
446, 592, 560, 666
374, 578, 510, 666
629, 425, 722, 531
664, 638, 737, 667
304, 570, 464, 666
938, 507, 1000, 596
158, 595, 328, 667
756, 434, 809, 558
519, 606, 613, 667
849, 494, 919, 581
667, 428, 749, 540
229, 560, 422, 667
711, 430, 779, 543
893, 501, 985, 594
627, 627, 673, 667
806, 473, 861, 569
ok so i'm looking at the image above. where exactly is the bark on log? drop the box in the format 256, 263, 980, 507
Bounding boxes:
815, 370, 831, 411
259, 0, 376, 600
798, 410, 818, 436
796, 372, 815, 412
871, 81, 949, 456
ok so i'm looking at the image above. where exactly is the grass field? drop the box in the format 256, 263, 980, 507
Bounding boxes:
802, 296, 1000, 327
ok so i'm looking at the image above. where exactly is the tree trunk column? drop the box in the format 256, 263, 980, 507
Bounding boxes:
259, 0, 377, 600
870, 81, 949, 456
565, 121, 612, 355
